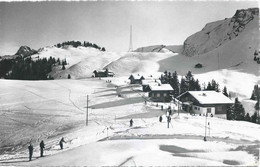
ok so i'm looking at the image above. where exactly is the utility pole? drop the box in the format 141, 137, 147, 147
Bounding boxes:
257, 94, 260, 124
86, 95, 89, 126
204, 113, 207, 141
208, 122, 210, 136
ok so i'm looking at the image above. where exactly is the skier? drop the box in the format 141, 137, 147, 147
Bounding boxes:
159, 115, 162, 122
28, 143, 33, 161
59, 137, 66, 150
167, 116, 171, 128
130, 119, 133, 127
169, 109, 172, 116
40, 140, 45, 157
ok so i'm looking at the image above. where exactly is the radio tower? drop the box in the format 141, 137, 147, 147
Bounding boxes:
128, 25, 133, 52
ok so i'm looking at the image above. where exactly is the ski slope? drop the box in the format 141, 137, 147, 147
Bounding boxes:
0, 78, 259, 166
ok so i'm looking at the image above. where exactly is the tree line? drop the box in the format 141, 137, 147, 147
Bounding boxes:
55, 41, 106, 51
3, 56, 58, 80
160, 70, 224, 98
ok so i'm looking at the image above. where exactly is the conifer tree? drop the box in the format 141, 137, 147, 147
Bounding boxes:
226, 105, 234, 120
180, 77, 188, 94
62, 64, 65, 70
233, 98, 245, 120
223, 86, 229, 97
251, 112, 257, 123
244, 113, 251, 122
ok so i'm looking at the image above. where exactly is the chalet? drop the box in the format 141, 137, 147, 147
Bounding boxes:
93, 69, 114, 77
147, 84, 173, 102
142, 79, 161, 92
177, 91, 233, 115
128, 74, 145, 84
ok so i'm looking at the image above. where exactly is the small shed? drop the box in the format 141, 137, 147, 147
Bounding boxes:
177, 91, 233, 115
128, 74, 145, 84
147, 84, 173, 102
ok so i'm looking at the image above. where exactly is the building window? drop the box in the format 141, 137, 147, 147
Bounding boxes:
207, 108, 211, 113
157, 93, 160, 97
216, 106, 222, 112
194, 106, 197, 110
198, 107, 200, 111
163, 93, 167, 97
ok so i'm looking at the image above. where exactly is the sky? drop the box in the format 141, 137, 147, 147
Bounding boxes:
0, 1, 258, 55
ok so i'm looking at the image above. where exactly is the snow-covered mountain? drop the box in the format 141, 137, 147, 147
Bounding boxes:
183, 8, 259, 57
15, 45, 38, 58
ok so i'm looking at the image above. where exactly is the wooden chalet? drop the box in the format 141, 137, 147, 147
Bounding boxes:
177, 91, 233, 115
93, 69, 114, 77
147, 84, 173, 102
128, 74, 145, 84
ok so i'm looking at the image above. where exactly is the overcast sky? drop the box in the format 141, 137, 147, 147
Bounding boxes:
0, 1, 258, 55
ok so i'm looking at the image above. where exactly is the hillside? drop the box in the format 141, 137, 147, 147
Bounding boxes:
32, 46, 121, 79
135, 45, 183, 53
183, 8, 259, 57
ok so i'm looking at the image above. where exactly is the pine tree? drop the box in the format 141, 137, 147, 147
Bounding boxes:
62, 64, 65, 70
223, 86, 229, 97
251, 112, 257, 123
206, 82, 212, 90
185, 71, 193, 82
233, 98, 245, 120
169, 71, 180, 97
180, 77, 188, 94
244, 113, 251, 122
195, 79, 201, 91
226, 105, 234, 120
250, 90, 256, 100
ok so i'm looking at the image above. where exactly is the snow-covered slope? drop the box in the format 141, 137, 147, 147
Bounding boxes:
104, 52, 175, 76
183, 8, 259, 57
0, 79, 259, 166
31, 46, 122, 79
135, 45, 183, 53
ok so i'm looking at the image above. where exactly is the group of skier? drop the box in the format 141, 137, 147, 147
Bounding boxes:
28, 137, 66, 161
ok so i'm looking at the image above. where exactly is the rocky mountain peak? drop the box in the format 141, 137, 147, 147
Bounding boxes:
182, 8, 259, 57
15, 46, 37, 58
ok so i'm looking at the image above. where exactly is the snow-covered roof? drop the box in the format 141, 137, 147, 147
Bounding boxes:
94, 69, 113, 73
142, 79, 161, 85
183, 91, 233, 104
149, 84, 173, 91
129, 74, 144, 80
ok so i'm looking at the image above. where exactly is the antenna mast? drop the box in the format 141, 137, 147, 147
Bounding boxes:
128, 25, 133, 52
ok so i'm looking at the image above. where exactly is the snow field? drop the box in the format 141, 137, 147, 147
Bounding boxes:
0, 78, 259, 166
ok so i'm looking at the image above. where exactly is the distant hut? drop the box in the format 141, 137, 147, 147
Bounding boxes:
93, 69, 115, 77
128, 74, 145, 84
